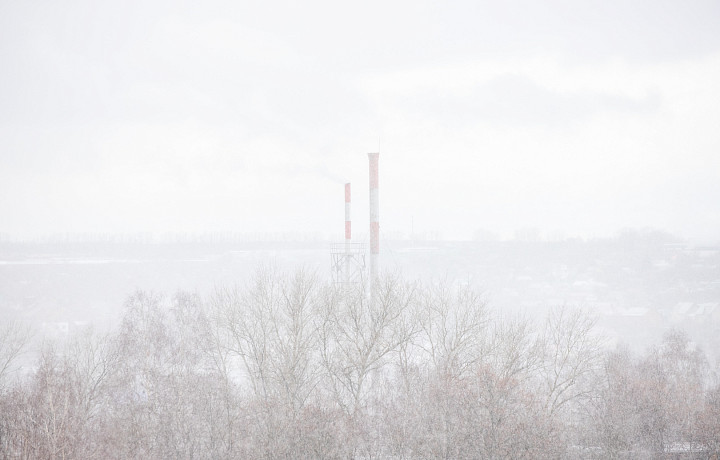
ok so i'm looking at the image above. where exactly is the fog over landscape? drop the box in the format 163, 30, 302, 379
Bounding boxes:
2, 0, 720, 240
1, 0, 720, 458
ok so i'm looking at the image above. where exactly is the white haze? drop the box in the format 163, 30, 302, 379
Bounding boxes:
1, 0, 719, 242
3, 4, 720, 457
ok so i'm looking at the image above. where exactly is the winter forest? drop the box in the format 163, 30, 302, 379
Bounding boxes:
1, 267, 719, 459
3, 0, 720, 458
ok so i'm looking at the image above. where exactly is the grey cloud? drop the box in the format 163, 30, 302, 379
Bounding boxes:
402, 74, 661, 127
0, 0, 712, 130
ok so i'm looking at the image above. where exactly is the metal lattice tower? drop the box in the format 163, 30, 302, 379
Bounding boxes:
331, 183, 367, 285
330, 242, 366, 285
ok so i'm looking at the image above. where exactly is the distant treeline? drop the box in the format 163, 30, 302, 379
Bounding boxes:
1, 269, 718, 459
0, 231, 332, 244
0, 226, 699, 245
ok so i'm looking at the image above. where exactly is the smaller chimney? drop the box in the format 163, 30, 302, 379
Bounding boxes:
368, 152, 379, 281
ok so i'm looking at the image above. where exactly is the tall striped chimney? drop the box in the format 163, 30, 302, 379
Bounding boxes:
368, 152, 379, 280
345, 182, 352, 283
345, 183, 351, 247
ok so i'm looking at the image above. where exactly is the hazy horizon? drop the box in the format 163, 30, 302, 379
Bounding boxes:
0, 226, 714, 246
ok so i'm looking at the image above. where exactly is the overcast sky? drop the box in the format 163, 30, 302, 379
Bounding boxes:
1, 0, 719, 242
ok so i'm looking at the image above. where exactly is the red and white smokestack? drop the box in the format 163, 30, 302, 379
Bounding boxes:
368, 152, 379, 280
345, 183, 351, 247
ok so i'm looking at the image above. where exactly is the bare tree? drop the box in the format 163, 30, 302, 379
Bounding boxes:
212, 266, 335, 458
698, 382, 720, 456
538, 306, 603, 419
588, 345, 641, 458
318, 274, 416, 457
106, 290, 232, 459
0, 328, 117, 459
0, 320, 31, 390
320, 275, 415, 416
0, 321, 31, 458
473, 315, 553, 459
588, 329, 712, 458
415, 280, 488, 380
386, 281, 489, 459
657, 330, 707, 449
